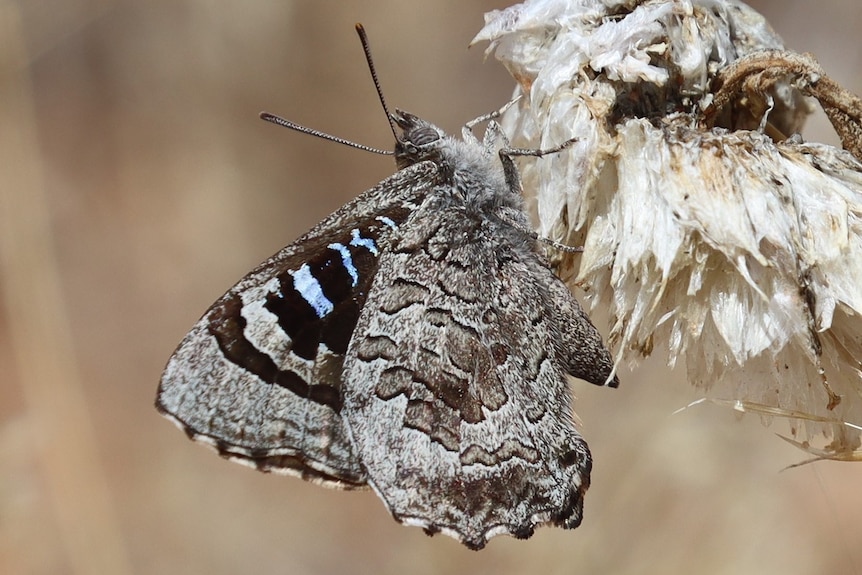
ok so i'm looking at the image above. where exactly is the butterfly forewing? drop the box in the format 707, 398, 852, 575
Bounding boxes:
157, 162, 438, 487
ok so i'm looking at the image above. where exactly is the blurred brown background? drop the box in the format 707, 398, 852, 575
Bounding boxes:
2, 1, 861, 574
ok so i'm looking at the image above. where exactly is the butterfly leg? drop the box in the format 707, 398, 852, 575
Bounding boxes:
503, 135, 580, 159
496, 133, 580, 208
463, 96, 522, 133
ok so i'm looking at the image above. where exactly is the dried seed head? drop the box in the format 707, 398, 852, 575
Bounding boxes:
475, 0, 862, 456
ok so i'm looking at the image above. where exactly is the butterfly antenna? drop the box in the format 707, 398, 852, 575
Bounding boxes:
259, 23, 400, 155
355, 23, 399, 142
258, 112, 392, 155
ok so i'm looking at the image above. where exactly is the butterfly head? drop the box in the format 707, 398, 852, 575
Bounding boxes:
390, 110, 447, 170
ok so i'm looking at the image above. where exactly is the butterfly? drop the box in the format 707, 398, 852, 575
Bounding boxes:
157, 24, 618, 550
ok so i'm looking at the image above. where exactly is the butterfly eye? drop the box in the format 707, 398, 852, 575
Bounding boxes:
410, 126, 441, 147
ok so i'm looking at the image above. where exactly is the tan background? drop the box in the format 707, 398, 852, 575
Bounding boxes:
2, 1, 861, 574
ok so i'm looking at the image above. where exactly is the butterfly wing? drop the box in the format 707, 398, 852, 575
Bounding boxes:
341, 201, 615, 548
157, 161, 438, 488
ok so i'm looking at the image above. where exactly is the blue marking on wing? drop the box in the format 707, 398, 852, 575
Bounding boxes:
328, 242, 358, 287
376, 215, 398, 230
349, 228, 379, 256
289, 263, 334, 317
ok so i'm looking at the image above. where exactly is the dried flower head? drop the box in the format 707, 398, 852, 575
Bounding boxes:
474, 0, 862, 457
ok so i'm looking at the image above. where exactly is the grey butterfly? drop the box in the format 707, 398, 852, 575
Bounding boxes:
157, 24, 618, 550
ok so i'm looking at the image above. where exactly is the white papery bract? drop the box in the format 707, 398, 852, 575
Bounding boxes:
475, 0, 862, 453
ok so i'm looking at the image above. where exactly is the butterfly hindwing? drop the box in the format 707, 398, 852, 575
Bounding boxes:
157, 161, 438, 487
341, 200, 606, 549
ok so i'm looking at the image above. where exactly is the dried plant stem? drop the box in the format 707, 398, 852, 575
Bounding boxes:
709, 49, 862, 161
